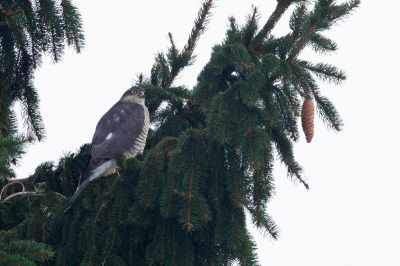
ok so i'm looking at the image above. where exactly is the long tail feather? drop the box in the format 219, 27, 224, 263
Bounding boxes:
64, 179, 90, 212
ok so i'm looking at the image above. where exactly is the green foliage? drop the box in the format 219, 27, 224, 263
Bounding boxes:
0, 134, 33, 179
0, 0, 84, 181
0, 231, 54, 266
0, 0, 84, 141
0, 0, 360, 265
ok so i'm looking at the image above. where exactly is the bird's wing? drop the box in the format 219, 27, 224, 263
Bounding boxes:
90, 101, 147, 158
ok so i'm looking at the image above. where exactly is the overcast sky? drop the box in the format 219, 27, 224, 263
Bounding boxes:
15, 0, 399, 265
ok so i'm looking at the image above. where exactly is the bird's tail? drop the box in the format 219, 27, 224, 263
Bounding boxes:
63, 179, 90, 213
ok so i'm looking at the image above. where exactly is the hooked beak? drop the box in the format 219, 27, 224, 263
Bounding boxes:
139, 92, 145, 98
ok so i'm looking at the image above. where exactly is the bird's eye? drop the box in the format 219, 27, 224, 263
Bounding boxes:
131, 90, 137, 95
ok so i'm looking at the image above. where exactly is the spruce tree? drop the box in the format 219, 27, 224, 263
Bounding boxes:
0, 0, 84, 264
0, 0, 359, 265
0, 0, 84, 178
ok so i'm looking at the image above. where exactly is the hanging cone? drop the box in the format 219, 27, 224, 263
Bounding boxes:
301, 96, 314, 143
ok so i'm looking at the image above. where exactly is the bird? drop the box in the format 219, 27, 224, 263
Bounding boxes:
64, 86, 149, 212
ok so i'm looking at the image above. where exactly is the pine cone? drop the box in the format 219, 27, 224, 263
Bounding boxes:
301, 97, 314, 143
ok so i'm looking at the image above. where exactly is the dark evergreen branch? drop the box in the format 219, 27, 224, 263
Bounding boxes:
329, 0, 361, 23
287, 161, 309, 189
247, 207, 279, 240
0, 232, 54, 265
184, 0, 214, 52
296, 59, 346, 84
309, 32, 338, 54
311, 91, 343, 131
0, 134, 33, 178
60, 0, 85, 52
166, 0, 215, 87
251, 0, 294, 52
271, 127, 308, 189
2, 135, 33, 149
20, 85, 46, 141
0, 3, 23, 27
290, 60, 311, 96
272, 86, 299, 141
293, 82, 306, 98
61, 1, 72, 45
101, 231, 116, 265
296, 65, 344, 131
49, 24, 61, 62
287, 14, 322, 62
290, 2, 307, 41
241, 5, 260, 46
288, 0, 360, 62
280, 60, 300, 117
168, 32, 178, 60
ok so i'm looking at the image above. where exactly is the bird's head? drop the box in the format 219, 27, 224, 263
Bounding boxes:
120, 86, 146, 104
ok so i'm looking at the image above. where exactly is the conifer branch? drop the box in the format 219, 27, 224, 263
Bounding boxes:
101, 231, 116, 266
186, 168, 195, 231
290, 166, 309, 189
301, 61, 346, 84
283, 79, 300, 117
61, 1, 72, 46
311, 91, 343, 131
250, 6, 258, 26
50, 25, 60, 62
241, 5, 259, 46
293, 83, 306, 98
166, 0, 214, 87
291, 62, 311, 96
168, 32, 178, 60
247, 206, 279, 240
273, 89, 299, 140
0, 240, 54, 265
88, 203, 105, 265
288, 0, 360, 62
251, 0, 293, 52
287, 14, 322, 62
290, 3, 306, 41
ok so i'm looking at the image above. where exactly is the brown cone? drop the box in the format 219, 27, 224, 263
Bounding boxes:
301, 97, 314, 143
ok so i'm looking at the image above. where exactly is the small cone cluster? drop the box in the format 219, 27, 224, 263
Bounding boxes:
301, 96, 314, 143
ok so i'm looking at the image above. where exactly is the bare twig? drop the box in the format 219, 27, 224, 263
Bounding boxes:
1, 191, 44, 203
0, 181, 25, 201
1, 180, 66, 203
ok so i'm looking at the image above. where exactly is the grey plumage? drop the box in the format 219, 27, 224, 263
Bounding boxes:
64, 86, 149, 212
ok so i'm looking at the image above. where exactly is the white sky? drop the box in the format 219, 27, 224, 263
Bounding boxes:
15, 0, 399, 265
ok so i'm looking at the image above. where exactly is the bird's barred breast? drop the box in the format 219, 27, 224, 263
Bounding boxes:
125, 105, 150, 158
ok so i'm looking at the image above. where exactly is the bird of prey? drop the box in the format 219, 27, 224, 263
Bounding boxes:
64, 86, 149, 212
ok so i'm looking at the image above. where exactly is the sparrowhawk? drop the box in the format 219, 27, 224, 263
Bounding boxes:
64, 86, 149, 212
